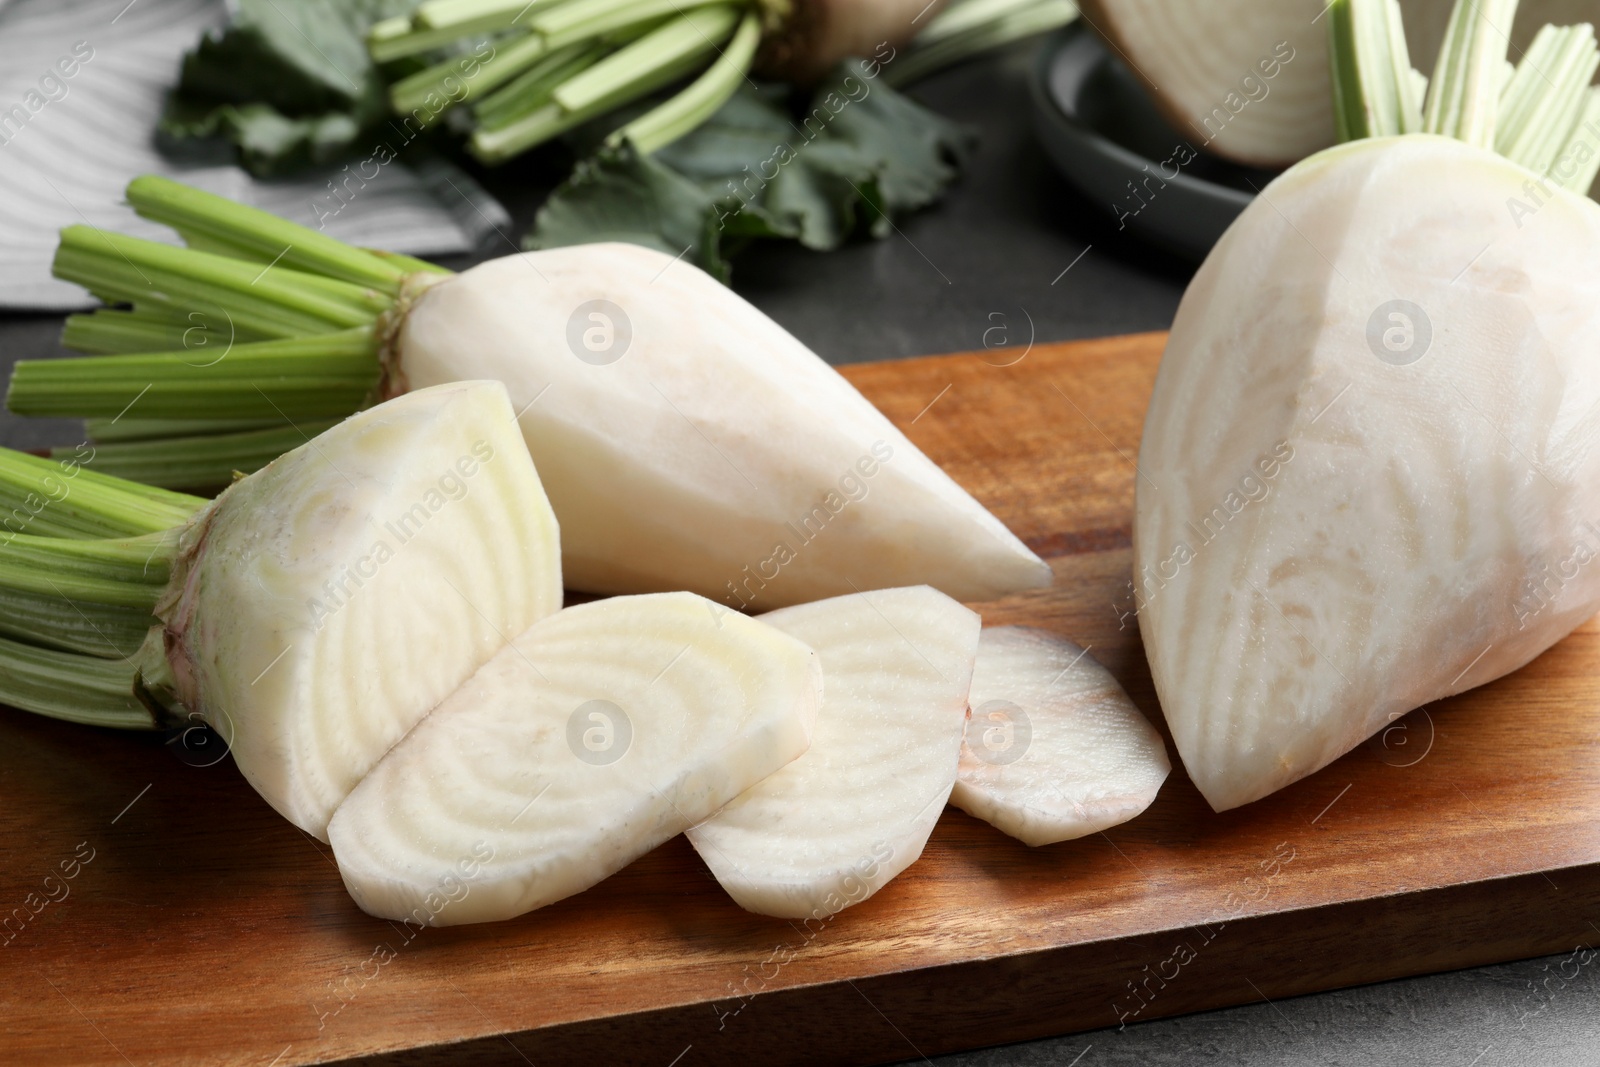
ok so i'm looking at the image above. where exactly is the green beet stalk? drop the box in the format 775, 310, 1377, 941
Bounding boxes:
1495, 24, 1600, 177
607, 11, 762, 154
470, 4, 738, 161
884, 0, 1079, 89
0, 635, 151, 729
124, 176, 409, 293
368, 0, 566, 61
1332, 0, 1600, 197
53, 227, 385, 340
56, 421, 342, 491
9, 329, 381, 421
83, 417, 286, 444
553, 4, 739, 111
416, 0, 547, 32
1328, 0, 1424, 141
5, 175, 456, 490
1423, 0, 1520, 146
62, 305, 274, 355
0, 449, 208, 728
371, 0, 761, 161
0, 448, 199, 539
370, 0, 1090, 166
473, 43, 608, 131
389, 32, 551, 119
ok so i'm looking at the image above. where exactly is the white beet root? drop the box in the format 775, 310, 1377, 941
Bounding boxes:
328, 592, 823, 926
1136, 135, 1600, 811
951, 627, 1169, 845
396, 244, 1051, 610
161, 381, 562, 839
688, 586, 978, 919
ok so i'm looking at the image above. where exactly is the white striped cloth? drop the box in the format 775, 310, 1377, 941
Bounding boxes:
0, 0, 510, 309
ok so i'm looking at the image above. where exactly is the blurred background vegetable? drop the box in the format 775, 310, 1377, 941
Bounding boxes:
159, 0, 1077, 274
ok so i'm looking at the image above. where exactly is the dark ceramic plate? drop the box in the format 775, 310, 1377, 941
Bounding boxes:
1029, 22, 1280, 261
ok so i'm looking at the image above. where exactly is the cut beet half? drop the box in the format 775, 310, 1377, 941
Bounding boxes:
688, 585, 980, 919
328, 592, 823, 926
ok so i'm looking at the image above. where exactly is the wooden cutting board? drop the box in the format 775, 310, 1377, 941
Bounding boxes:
4, 331, 1599, 1066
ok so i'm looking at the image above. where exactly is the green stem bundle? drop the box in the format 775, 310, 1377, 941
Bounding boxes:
369, 0, 1079, 161
1330, 0, 1600, 193
884, 0, 1078, 88
65, 422, 342, 489
1424, 0, 1520, 147
1495, 23, 1600, 182
11, 331, 381, 421
7, 176, 420, 490
472, 4, 740, 161
1328, 0, 1424, 140
0, 448, 206, 728
0, 634, 151, 729
609, 11, 763, 153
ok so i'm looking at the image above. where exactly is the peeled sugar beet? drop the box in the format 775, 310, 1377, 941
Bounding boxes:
397, 244, 1051, 609
1136, 134, 1600, 811
14, 183, 1051, 613
163, 381, 562, 839
329, 592, 822, 925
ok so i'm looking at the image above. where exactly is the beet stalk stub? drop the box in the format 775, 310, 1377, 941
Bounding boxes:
396, 244, 1050, 608
162, 381, 563, 838
327, 592, 823, 926
1135, 134, 1600, 812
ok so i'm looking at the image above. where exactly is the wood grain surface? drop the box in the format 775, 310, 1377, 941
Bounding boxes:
4, 331, 1599, 1066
